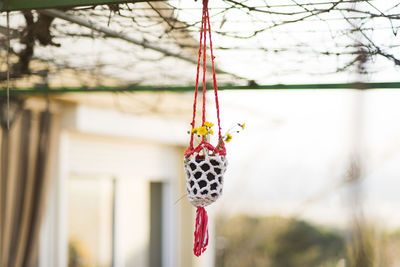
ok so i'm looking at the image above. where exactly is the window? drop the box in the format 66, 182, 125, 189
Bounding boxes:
67, 176, 167, 267
149, 182, 163, 267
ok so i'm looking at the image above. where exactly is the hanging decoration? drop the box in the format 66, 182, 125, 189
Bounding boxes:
183, 0, 226, 257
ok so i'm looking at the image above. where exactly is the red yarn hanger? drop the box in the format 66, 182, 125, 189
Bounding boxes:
185, 0, 226, 159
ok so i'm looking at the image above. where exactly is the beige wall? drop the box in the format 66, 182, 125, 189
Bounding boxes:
9, 95, 217, 267
39, 100, 214, 267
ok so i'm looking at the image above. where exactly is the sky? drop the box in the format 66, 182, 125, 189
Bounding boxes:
213, 88, 400, 230
172, 0, 400, 84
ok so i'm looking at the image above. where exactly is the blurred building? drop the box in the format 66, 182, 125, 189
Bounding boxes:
1, 89, 215, 267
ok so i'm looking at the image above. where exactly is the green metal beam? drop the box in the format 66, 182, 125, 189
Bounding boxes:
1, 82, 400, 95
1, 0, 163, 11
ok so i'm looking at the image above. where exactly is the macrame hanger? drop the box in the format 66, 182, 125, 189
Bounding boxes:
184, 0, 228, 257
186, 0, 225, 157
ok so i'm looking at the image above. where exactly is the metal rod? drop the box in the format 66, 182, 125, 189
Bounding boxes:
1, 82, 400, 95
38, 9, 245, 80
1, 0, 165, 11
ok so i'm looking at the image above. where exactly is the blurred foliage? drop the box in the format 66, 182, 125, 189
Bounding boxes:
346, 221, 376, 267
215, 215, 400, 267
215, 215, 345, 267
387, 230, 400, 266
346, 221, 400, 267
272, 220, 344, 267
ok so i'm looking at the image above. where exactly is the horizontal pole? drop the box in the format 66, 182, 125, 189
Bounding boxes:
1, 0, 164, 11
1, 82, 400, 95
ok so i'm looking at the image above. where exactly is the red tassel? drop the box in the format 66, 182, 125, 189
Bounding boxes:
193, 207, 209, 257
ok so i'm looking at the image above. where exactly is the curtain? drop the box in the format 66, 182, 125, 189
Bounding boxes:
0, 109, 52, 267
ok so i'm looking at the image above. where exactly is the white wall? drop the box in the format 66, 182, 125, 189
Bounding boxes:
67, 132, 180, 180
40, 103, 188, 267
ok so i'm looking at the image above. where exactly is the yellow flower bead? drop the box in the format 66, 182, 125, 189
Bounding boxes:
225, 133, 232, 143
198, 126, 208, 136
204, 121, 214, 127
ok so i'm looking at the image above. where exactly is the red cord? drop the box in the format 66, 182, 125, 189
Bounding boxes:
201, 0, 208, 142
206, 7, 222, 140
193, 207, 209, 257
186, 0, 226, 157
188, 5, 207, 150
